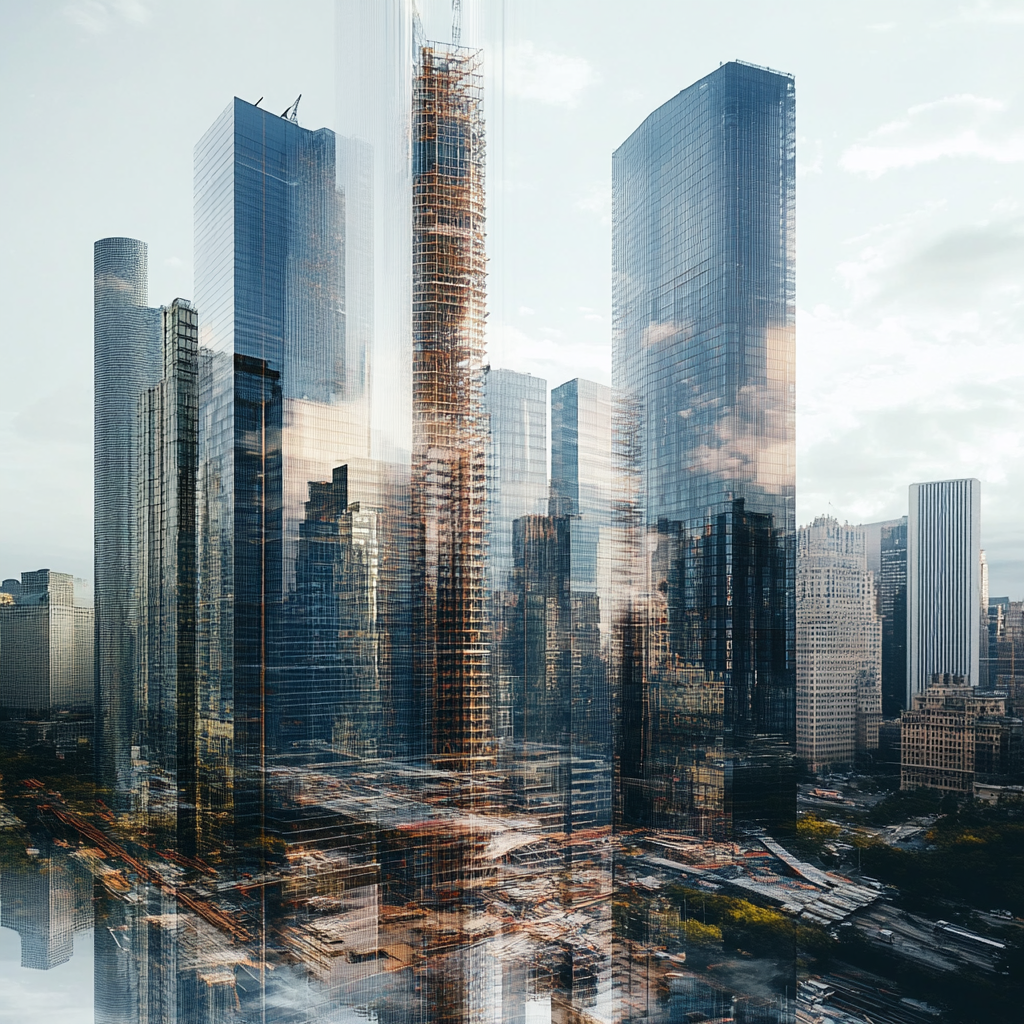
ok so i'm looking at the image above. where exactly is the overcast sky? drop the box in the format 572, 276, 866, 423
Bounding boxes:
2, 1, 1024, 594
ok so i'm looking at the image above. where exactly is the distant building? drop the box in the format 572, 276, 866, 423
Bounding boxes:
879, 518, 908, 716
796, 518, 882, 771
856, 517, 908, 716
0, 570, 93, 713
907, 479, 982, 701
901, 675, 1022, 793
0, 569, 93, 756
482, 367, 548, 593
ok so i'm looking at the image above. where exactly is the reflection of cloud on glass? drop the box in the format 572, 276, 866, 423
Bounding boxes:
504, 42, 596, 109
841, 94, 1024, 177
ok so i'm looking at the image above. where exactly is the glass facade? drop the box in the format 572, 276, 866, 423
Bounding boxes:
482, 366, 548, 594
94, 237, 162, 803
612, 60, 796, 840
880, 517, 909, 717
136, 299, 200, 854
193, 96, 370, 852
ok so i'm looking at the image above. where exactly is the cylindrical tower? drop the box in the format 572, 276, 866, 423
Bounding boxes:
94, 237, 161, 807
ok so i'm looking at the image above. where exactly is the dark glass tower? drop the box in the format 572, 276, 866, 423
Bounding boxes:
94, 238, 162, 806
612, 61, 796, 839
880, 517, 908, 717
194, 98, 367, 855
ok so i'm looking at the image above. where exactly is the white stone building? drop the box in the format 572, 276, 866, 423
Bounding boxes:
797, 517, 882, 771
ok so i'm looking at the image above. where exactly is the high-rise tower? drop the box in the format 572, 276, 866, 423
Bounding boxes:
94, 238, 162, 805
907, 478, 982, 700
194, 98, 367, 851
410, 42, 492, 771
136, 298, 199, 854
612, 61, 796, 837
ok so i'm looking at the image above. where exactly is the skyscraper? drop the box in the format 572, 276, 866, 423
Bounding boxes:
410, 41, 492, 772
94, 237, 162, 803
482, 367, 547, 593
136, 298, 199, 854
880, 517, 908, 717
796, 517, 882, 771
907, 479, 981, 700
194, 97, 367, 851
612, 60, 796, 837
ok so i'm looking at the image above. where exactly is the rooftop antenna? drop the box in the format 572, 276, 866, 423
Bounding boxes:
254, 96, 264, 108
452, 0, 461, 45
280, 94, 302, 124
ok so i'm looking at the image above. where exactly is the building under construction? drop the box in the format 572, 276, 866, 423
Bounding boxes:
411, 42, 493, 774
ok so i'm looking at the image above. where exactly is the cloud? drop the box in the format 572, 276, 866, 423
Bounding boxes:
840, 95, 1024, 177
63, 0, 151, 34
575, 182, 611, 224
799, 208, 1024, 593
797, 137, 823, 177
486, 322, 609, 388
949, 1, 1024, 24
837, 207, 1024, 308
504, 42, 596, 109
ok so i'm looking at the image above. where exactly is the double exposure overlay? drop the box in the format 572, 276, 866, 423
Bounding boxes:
4, 5, 1024, 1024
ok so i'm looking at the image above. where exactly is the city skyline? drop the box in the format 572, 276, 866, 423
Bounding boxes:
1, 5, 1024, 1024
4, 1, 1024, 596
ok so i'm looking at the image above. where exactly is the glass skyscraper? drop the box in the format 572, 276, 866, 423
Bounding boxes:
612, 60, 796, 838
483, 366, 548, 593
136, 298, 200, 854
94, 237, 162, 804
194, 97, 369, 853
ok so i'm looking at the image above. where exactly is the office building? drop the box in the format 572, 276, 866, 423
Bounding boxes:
907, 479, 981, 700
194, 96, 369, 850
0, 570, 94, 751
482, 367, 547, 593
0, 845, 92, 970
94, 237, 162, 802
879, 517, 908, 716
796, 517, 882, 771
612, 60, 796, 838
550, 377, 613, 594
901, 675, 1022, 793
136, 298, 199, 853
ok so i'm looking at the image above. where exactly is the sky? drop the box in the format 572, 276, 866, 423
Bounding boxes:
2, 0, 1024, 593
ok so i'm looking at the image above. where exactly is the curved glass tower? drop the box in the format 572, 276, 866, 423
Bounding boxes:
93, 237, 161, 804
612, 61, 797, 839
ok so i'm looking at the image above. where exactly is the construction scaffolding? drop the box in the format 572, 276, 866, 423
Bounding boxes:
411, 43, 493, 774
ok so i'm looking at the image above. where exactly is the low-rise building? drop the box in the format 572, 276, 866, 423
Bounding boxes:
901, 675, 1022, 793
